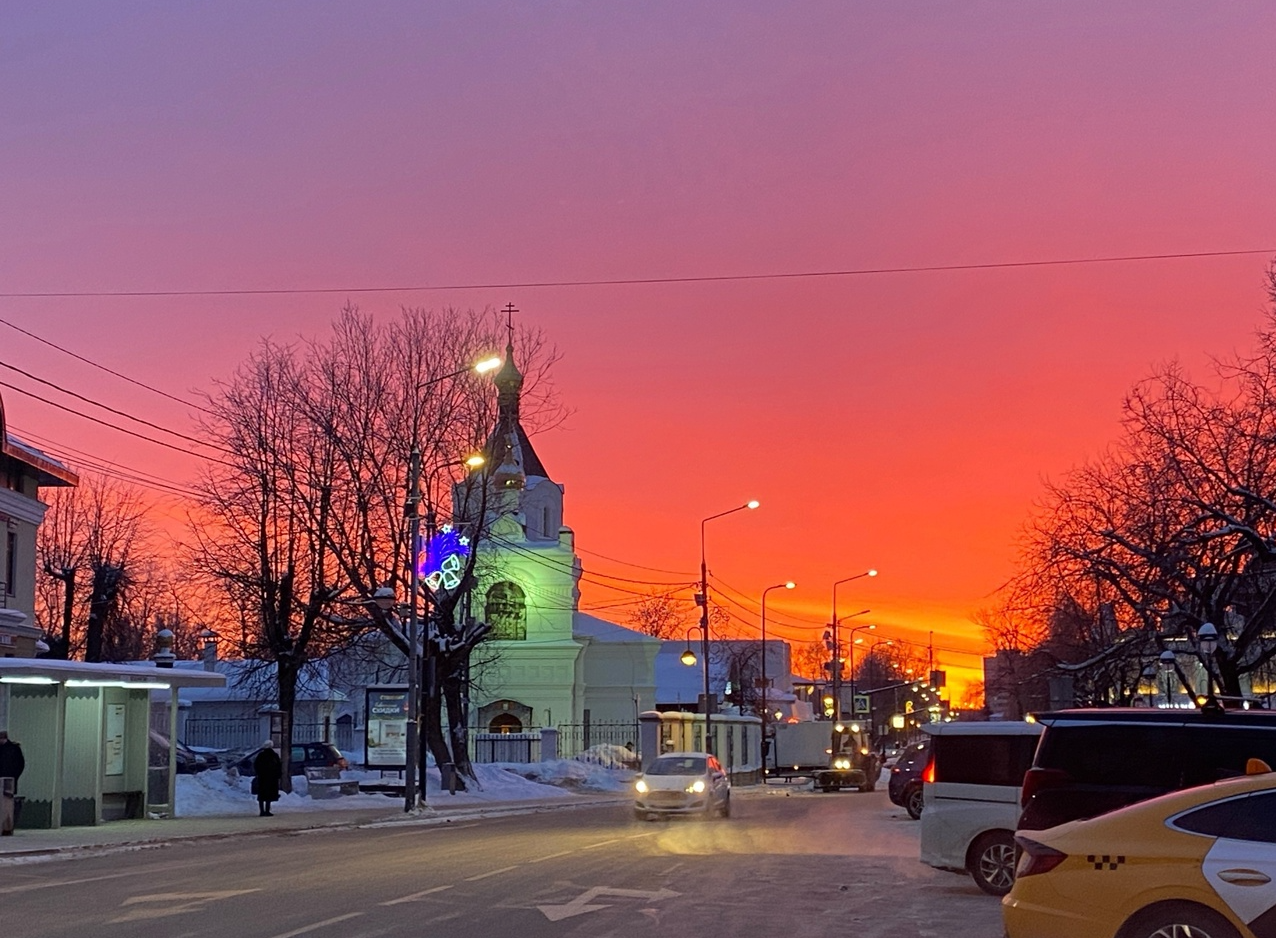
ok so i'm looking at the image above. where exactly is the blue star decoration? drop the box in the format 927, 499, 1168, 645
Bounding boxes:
418, 525, 471, 591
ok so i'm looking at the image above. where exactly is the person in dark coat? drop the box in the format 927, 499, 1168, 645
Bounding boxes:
0, 730, 24, 792
253, 739, 282, 816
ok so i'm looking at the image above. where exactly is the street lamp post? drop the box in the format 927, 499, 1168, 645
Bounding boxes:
1160, 649, 1177, 706
1198, 622, 1220, 707
760, 580, 795, 770
844, 618, 876, 720
830, 570, 877, 721
698, 500, 760, 754
397, 355, 501, 813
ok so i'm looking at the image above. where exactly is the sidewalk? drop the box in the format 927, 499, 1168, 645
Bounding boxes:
0, 792, 629, 863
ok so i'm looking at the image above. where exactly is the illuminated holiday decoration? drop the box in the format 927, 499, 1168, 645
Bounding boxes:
418, 524, 470, 591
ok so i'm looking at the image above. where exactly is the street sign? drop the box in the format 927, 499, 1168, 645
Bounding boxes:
854, 695, 870, 714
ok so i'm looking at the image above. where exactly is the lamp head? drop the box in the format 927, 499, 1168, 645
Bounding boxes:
867, 569, 878, 577
746, 500, 760, 510
372, 586, 396, 612
680, 648, 698, 667
464, 454, 486, 469
474, 356, 502, 374
784, 581, 795, 590
1198, 622, 1219, 656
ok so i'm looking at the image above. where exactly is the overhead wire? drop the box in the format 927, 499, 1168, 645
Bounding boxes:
1, 247, 1271, 298
0, 314, 214, 415
0, 379, 237, 468
0, 358, 230, 456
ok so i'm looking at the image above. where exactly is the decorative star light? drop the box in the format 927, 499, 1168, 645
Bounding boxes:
418, 524, 471, 592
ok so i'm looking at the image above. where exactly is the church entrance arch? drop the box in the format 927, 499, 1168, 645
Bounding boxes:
477, 698, 533, 734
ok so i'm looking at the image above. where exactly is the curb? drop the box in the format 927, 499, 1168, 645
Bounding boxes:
0, 794, 632, 865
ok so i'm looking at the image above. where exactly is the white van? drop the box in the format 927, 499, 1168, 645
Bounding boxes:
918, 721, 1041, 896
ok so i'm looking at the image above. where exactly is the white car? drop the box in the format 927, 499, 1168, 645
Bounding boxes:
919, 721, 1042, 896
633, 751, 731, 820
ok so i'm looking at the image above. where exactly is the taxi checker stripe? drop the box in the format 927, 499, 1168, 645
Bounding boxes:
1087, 855, 1127, 871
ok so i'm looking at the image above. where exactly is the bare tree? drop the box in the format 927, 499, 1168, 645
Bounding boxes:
36, 473, 155, 661
1008, 268, 1276, 703
626, 589, 694, 640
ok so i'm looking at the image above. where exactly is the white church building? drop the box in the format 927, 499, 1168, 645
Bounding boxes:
464, 340, 660, 737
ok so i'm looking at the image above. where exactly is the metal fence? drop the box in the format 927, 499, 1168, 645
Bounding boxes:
183, 718, 354, 755
184, 718, 260, 752
472, 732, 540, 764
556, 721, 639, 759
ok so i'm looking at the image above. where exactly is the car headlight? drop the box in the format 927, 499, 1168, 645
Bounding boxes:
688, 779, 706, 794
635, 779, 648, 793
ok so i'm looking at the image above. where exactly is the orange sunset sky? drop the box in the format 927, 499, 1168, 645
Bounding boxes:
3, 4, 1276, 702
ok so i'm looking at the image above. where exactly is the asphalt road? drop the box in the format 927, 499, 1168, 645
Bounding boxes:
0, 787, 1004, 938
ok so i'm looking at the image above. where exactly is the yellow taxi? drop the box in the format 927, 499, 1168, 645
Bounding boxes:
1003, 763, 1276, 938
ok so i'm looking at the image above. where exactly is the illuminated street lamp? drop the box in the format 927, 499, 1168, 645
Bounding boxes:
397, 356, 499, 813
1160, 649, 1178, 705
760, 580, 795, 768
830, 570, 877, 721
845, 620, 876, 717
698, 500, 760, 753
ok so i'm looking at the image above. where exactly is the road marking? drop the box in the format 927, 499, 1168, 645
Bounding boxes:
581, 838, 622, 849
527, 850, 574, 863
0, 871, 140, 895
110, 890, 262, 923
266, 912, 363, 938
538, 886, 680, 922
464, 864, 519, 881
381, 885, 454, 905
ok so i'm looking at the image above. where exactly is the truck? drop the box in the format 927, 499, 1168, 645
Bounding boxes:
767, 720, 881, 792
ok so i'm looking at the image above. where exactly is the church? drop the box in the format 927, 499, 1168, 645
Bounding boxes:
463, 339, 660, 737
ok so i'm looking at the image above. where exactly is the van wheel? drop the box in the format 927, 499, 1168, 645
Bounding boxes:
905, 783, 925, 820
1119, 902, 1240, 938
969, 831, 1017, 896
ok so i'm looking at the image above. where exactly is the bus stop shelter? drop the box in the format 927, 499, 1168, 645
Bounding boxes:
0, 658, 225, 828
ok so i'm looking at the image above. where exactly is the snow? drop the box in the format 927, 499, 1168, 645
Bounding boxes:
175, 755, 634, 817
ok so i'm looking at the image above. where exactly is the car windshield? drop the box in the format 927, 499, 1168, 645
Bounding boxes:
647, 756, 706, 776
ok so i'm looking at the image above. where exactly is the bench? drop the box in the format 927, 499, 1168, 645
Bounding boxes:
303, 766, 360, 798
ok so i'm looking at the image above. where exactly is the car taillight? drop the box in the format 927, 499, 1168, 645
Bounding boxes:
1020, 767, 1069, 808
921, 756, 935, 784
1014, 836, 1067, 877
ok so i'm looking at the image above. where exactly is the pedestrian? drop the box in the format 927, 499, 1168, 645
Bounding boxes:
0, 729, 24, 837
0, 730, 23, 792
253, 739, 282, 817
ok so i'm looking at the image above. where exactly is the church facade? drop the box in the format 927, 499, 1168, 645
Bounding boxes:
464, 340, 659, 735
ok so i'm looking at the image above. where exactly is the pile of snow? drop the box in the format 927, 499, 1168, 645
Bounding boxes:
498, 757, 635, 793
175, 757, 632, 817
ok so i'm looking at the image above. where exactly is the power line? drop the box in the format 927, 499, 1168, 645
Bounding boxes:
0, 379, 236, 468
2, 248, 1271, 298
0, 358, 230, 456
0, 315, 214, 415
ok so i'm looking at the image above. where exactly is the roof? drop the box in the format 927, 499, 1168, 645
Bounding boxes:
572, 613, 661, 644
0, 658, 225, 689
164, 659, 344, 704
0, 392, 78, 486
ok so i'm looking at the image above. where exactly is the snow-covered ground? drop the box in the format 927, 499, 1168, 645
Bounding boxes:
176, 756, 635, 817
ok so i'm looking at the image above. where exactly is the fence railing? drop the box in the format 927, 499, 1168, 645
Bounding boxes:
471, 732, 540, 764
184, 718, 260, 753
555, 721, 639, 759
183, 718, 353, 756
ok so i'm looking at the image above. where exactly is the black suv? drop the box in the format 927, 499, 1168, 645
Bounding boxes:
1018, 707, 1276, 831
887, 740, 930, 819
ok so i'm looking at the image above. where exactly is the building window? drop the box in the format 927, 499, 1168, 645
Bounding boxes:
485, 581, 527, 640
489, 713, 523, 734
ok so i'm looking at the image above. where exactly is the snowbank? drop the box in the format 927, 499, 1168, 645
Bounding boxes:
176, 757, 633, 817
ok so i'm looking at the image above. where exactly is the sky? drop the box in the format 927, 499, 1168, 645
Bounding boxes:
3, 2, 1276, 701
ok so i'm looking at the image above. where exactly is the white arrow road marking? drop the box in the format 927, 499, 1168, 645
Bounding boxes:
110, 889, 261, 923
538, 886, 680, 922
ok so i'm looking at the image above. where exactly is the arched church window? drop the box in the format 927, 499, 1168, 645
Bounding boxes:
486, 581, 527, 640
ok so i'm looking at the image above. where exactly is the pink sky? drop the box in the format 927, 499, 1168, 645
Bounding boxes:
3, 3, 1276, 697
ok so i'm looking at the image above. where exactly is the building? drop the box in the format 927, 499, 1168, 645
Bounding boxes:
0, 392, 78, 656
465, 340, 660, 739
